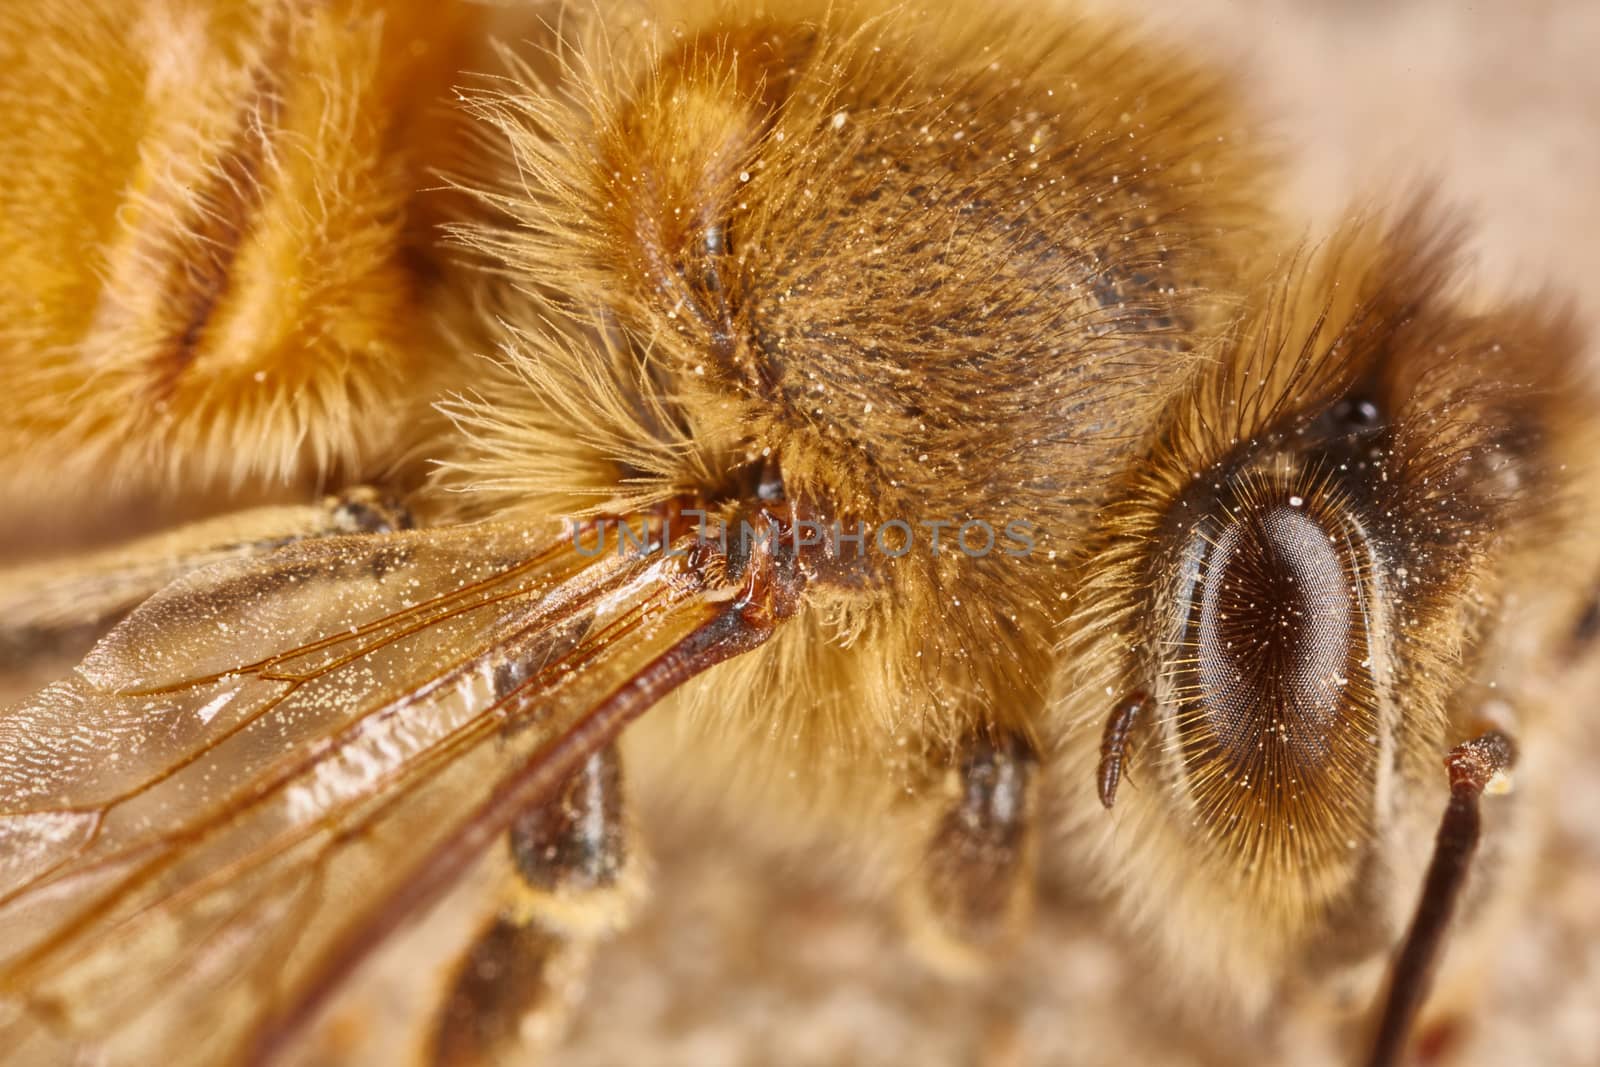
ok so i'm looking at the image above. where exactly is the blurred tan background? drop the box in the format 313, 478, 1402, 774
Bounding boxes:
553, 3, 1600, 1066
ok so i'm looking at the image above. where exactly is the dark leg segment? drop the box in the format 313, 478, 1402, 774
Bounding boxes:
1364, 730, 1517, 1067
911, 731, 1038, 967
428, 743, 637, 1066
430, 915, 590, 1067
507, 743, 635, 932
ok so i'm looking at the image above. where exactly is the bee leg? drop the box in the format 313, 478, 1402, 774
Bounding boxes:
429, 743, 644, 1067
1363, 730, 1517, 1067
504, 741, 646, 934
903, 730, 1039, 975
429, 914, 594, 1067
1562, 582, 1600, 662
322, 485, 414, 534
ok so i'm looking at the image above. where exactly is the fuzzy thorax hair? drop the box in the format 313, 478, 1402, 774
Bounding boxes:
436, 0, 1273, 800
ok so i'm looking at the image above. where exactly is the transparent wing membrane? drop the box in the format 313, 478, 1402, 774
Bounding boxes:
0, 519, 773, 1065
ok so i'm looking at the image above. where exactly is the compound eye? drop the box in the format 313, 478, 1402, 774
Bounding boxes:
1196, 503, 1352, 768
1169, 484, 1382, 878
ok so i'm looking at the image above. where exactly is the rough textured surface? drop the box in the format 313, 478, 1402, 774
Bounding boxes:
551, 3, 1600, 1065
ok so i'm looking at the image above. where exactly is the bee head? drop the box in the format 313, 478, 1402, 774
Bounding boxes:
1055, 216, 1590, 1014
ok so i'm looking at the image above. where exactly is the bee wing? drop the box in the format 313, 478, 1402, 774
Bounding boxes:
0, 521, 748, 1066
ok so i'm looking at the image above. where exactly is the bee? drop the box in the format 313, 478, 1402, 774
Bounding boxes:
1, 1, 1596, 1066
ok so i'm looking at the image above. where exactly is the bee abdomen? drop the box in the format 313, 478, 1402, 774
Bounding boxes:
0, 0, 485, 501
